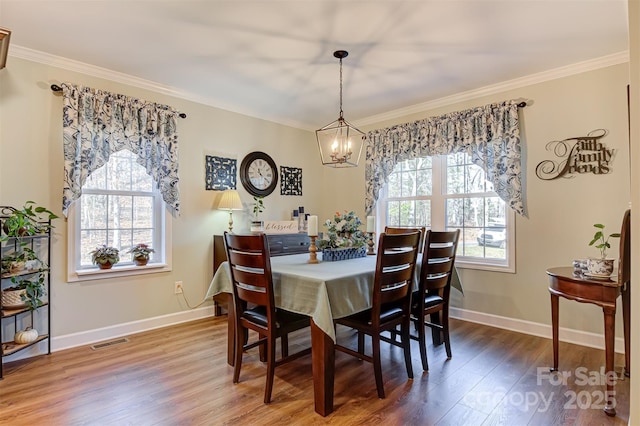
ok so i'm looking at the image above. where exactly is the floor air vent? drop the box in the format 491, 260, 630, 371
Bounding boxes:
90, 338, 129, 350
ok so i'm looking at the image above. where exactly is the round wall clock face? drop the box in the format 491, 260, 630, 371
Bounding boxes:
240, 151, 279, 197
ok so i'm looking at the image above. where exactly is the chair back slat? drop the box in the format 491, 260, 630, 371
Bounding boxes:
371, 232, 421, 324
224, 232, 275, 320
385, 226, 426, 251
228, 249, 266, 269
425, 259, 455, 276
420, 230, 460, 293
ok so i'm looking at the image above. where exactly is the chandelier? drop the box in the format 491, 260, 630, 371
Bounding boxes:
315, 50, 365, 167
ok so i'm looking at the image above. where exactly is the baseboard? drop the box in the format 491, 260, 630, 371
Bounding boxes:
29, 305, 624, 356
51, 306, 216, 352
450, 307, 625, 354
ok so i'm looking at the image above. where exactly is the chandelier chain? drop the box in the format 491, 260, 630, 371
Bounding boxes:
339, 56, 344, 119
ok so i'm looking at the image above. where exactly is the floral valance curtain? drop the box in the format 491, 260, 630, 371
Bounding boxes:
365, 99, 524, 216
61, 83, 181, 217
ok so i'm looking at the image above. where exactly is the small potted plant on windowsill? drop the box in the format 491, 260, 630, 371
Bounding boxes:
250, 196, 265, 233
587, 223, 620, 277
90, 245, 120, 269
128, 243, 154, 266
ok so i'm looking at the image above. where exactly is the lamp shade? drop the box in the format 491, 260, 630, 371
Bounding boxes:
218, 190, 243, 211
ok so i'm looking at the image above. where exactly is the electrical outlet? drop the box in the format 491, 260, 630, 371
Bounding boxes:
174, 281, 183, 294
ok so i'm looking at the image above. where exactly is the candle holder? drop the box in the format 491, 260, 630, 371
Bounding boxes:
367, 232, 376, 255
308, 235, 319, 264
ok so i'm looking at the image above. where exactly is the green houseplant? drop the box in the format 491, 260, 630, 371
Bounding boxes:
0, 201, 58, 241
250, 196, 265, 233
90, 245, 120, 269
588, 223, 620, 259
1, 247, 40, 275
587, 223, 620, 277
3, 273, 47, 310
127, 243, 154, 266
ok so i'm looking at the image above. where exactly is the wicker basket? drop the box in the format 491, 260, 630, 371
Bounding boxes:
1, 287, 27, 308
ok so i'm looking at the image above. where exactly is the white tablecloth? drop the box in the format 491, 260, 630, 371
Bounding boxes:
208, 254, 378, 342
207, 252, 463, 342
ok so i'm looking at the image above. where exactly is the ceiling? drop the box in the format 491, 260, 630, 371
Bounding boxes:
1, 1, 630, 130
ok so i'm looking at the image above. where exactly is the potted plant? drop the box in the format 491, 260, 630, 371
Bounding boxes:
250, 196, 265, 233
1, 247, 40, 275
2, 273, 47, 310
90, 245, 120, 269
587, 223, 620, 277
0, 201, 58, 241
127, 243, 154, 266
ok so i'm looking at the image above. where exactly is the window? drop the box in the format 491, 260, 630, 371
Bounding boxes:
377, 153, 515, 272
67, 149, 171, 281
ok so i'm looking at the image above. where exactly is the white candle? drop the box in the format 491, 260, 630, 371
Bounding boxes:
308, 215, 318, 236
366, 216, 375, 233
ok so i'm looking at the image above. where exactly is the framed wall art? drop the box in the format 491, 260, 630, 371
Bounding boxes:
280, 166, 302, 196
205, 155, 237, 190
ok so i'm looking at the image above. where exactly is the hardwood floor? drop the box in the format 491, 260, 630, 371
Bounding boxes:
0, 317, 629, 425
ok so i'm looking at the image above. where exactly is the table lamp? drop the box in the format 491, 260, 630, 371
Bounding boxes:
218, 189, 243, 233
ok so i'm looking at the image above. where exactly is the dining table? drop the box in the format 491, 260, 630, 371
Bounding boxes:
207, 252, 463, 416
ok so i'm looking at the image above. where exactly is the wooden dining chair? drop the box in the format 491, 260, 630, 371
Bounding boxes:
223, 232, 311, 404
334, 231, 421, 399
411, 229, 460, 371
385, 226, 426, 252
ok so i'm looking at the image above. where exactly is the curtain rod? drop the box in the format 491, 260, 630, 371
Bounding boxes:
51, 83, 524, 116
50, 84, 187, 119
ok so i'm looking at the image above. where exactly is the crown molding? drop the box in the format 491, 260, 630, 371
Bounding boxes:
9, 45, 309, 129
355, 51, 630, 127
10, 45, 629, 130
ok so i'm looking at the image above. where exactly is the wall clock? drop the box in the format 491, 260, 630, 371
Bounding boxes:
240, 151, 279, 197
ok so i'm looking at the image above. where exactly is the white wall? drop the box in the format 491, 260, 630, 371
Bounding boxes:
0, 53, 633, 361
0, 57, 323, 343
325, 63, 631, 340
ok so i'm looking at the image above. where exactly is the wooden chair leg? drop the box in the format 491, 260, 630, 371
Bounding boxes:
442, 307, 452, 359
430, 311, 442, 345
372, 335, 385, 399
417, 316, 429, 371
233, 326, 245, 383
402, 320, 414, 379
259, 333, 266, 362
358, 331, 365, 357
281, 334, 289, 358
264, 337, 277, 404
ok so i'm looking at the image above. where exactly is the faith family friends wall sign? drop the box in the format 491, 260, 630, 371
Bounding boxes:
535, 129, 614, 180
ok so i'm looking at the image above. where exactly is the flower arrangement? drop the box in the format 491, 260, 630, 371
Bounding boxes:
317, 210, 367, 250
128, 243, 155, 260
90, 245, 120, 268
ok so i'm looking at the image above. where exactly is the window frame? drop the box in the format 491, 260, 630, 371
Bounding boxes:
66, 154, 172, 283
376, 154, 515, 273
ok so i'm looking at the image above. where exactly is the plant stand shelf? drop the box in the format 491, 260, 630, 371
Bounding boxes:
2, 335, 49, 357
1, 205, 52, 379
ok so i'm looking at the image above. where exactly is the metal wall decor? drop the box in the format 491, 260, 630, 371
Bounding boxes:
280, 166, 302, 196
205, 155, 237, 190
535, 129, 614, 180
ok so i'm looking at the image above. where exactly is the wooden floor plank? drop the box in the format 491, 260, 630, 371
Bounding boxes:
0, 317, 629, 425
